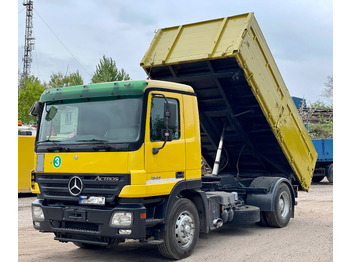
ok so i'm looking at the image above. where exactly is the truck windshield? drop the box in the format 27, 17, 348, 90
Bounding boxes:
38, 98, 143, 144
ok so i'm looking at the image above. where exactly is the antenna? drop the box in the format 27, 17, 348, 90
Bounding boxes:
22, 0, 35, 81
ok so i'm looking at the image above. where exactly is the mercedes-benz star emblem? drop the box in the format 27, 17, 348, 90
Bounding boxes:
68, 176, 83, 196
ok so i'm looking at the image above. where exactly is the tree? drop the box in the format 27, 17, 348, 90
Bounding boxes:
48, 70, 84, 88
18, 76, 46, 124
322, 75, 333, 104
91, 55, 130, 83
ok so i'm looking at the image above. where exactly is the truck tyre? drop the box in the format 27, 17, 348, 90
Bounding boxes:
264, 183, 292, 228
312, 175, 325, 183
158, 198, 199, 260
326, 164, 333, 183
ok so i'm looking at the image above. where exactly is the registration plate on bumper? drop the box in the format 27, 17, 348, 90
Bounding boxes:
79, 196, 105, 205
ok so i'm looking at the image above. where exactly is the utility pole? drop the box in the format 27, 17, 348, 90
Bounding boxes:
22, 0, 35, 82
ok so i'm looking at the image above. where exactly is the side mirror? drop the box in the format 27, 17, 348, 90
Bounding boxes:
165, 102, 177, 128
28, 101, 42, 117
45, 106, 58, 121
152, 93, 178, 154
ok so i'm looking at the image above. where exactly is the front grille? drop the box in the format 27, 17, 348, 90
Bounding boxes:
36, 173, 130, 203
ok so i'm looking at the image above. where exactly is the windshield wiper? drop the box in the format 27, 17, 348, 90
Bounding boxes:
76, 139, 116, 151
38, 140, 70, 152
76, 139, 109, 143
38, 139, 61, 145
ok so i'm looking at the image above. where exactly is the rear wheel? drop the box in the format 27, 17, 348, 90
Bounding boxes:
158, 198, 199, 260
312, 175, 325, 183
326, 164, 333, 183
264, 183, 292, 228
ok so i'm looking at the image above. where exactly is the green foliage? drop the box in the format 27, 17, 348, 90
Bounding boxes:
309, 100, 333, 109
18, 76, 46, 124
48, 70, 83, 88
91, 55, 130, 83
307, 100, 333, 139
308, 120, 333, 139
300, 75, 333, 139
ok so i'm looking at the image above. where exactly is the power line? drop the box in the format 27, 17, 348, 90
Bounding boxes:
33, 7, 92, 77
18, 7, 26, 14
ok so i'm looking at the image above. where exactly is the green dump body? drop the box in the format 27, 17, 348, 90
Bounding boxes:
141, 12, 317, 190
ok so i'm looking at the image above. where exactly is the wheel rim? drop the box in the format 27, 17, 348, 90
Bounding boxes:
175, 211, 195, 248
278, 191, 290, 219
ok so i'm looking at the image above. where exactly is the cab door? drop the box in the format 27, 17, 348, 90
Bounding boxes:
144, 91, 185, 195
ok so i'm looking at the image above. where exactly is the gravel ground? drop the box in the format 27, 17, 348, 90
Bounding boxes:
18, 179, 333, 262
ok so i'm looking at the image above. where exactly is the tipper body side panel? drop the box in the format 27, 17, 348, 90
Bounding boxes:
141, 12, 317, 190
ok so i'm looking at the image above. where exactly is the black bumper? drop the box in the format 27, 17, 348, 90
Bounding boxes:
32, 199, 147, 243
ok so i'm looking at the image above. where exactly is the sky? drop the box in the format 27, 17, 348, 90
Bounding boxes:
17, 0, 333, 104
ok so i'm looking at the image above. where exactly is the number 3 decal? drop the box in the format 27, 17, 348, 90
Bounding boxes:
53, 155, 62, 168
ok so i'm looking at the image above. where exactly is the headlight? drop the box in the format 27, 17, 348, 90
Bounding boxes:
110, 212, 133, 227
32, 206, 45, 221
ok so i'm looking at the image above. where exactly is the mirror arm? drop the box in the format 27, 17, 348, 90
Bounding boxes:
152, 136, 168, 155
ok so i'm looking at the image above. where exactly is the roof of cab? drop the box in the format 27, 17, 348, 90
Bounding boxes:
39, 80, 148, 103
39, 80, 194, 103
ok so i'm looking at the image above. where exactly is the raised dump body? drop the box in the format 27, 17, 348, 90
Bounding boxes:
141, 12, 317, 190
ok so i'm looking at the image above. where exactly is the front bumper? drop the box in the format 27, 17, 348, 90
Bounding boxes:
32, 199, 147, 243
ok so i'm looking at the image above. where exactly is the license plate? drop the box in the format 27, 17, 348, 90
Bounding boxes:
79, 196, 105, 205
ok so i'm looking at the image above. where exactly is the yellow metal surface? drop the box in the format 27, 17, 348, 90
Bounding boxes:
18, 136, 35, 193
141, 13, 317, 190
146, 79, 194, 93
122, 82, 201, 197
235, 14, 317, 190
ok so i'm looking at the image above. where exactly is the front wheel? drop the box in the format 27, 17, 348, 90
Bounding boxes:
158, 198, 199, 260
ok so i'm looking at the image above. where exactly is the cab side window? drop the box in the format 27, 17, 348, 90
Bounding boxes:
150, 97, 180, 142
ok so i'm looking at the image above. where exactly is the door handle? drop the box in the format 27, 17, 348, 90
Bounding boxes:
176, 171, 184, 179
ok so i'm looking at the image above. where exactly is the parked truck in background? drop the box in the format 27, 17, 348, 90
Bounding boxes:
311, 139, 333, 183
18, 120, 36, 193
30, 13, 317, 260
292, 97, 333, 183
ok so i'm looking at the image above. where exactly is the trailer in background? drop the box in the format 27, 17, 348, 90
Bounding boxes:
312, 139, 333, 183
291, 97, 333, 183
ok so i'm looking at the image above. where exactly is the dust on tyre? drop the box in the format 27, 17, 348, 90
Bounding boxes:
158, 198, 199, 260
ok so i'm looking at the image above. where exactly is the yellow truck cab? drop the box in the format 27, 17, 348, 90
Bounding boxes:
31, 13, 316, 260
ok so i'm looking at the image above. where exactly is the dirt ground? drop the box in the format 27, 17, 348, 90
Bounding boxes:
18, 179, 333, 262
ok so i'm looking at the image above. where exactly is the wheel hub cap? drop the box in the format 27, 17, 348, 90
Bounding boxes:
175, 211, 195, 248
279, 191, 290, 218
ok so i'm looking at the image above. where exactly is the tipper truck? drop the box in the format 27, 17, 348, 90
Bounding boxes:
30, 12, 317, 260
